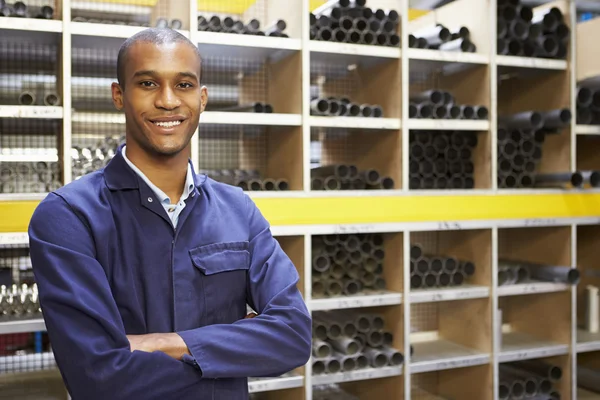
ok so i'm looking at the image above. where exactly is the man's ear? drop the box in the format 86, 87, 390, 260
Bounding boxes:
111, 82, 124, 111
200, 86, 208, 113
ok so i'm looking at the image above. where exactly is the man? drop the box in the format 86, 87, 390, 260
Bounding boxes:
28, 28, 312, 399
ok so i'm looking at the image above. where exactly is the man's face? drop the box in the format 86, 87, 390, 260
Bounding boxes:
111, 41, 207, 158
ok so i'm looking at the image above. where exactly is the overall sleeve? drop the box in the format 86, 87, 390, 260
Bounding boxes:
177, 194, 312, 379
28, 193, 204, 400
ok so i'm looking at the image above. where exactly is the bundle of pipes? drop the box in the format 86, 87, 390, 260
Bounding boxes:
409, 89, 488, 120
71, 136, 123, 180
0, 161, 61, 194
409, 243, 475, 289
0, 1, 54, 19
498, 360, 563, 400
311, 164, 394, 191
0, 89, 61, 107
311, 97, 384, 118
497, 108, 575, 189
409, 23, 475, 52
214, 102, 274, 114
313, 384, 359, 400
200, 169, 289, 191
409, 130, 478, 190
311, 310, 404, 374
198, 15, 289, 37
497, 0, 569, 59
0, 283, 41, 317
309, 0, 400, 47
71, 16, 153, 27
576, 85, 600, 125
498, 260, 580, 286
311, 234, 386, 298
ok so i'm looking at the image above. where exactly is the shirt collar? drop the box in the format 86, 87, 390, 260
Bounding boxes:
121, 145, 196, 205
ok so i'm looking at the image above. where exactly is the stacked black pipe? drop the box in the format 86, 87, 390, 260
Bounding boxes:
498, 259, 580, 286
409, 24, 475, 52
576, 85, 600, 125
499, 360, 563, 400
409, 244, 475, 289
215, 102, 274, 113
199, 15, 289, 37
312, 234, 387, 299
409, 130, 478, 189
311, 164, 394, 191
311, 97, 383, 118
309, 0, 400, 47
201, 169, 289, 191
410, 90, 488, 120
497, 108, 581, 189
0, 1, 53, 19
311, 310, 404, 375
497, 0, 569, 59
71, 16, 152, 26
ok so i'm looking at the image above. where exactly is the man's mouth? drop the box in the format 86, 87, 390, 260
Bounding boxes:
152, 120, 183, 128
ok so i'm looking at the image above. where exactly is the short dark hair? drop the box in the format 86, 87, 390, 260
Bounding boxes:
116, 28, 202, 88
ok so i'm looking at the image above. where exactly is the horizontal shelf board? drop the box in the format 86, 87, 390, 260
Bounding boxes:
498, 281, 570, 297
575, 125, 600, 135
309, 41, 400, 67
496, 55, 567, 70
248, 375, 303, 393
408, 49, 489, 64
410, 339, 490, 373
4, 193, 600, 233
0, 318, 46, 334
499, 332, 569, 363
72, 112, 124, 124
312, 365, 402, 385
0, 154, 58, 162
0, 18, 62, 33
71, 22, 189, 41
194, 32, 300, 61
71, 1, 151, 15
577, 329, 600, 353
0, 232, 29, 246
0, 106, 63, 119
310, 291, 402, 311
202, 112, 302, 126
407, 119, 489, 131
309, 116, 400, 130
410, 285, 489, 304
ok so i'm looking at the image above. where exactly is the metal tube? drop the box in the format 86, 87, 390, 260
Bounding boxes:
410, 244, 422, 260
475, 106, 489, 120
499, 111, 544, 130
324, 357, 342, 374
18, 91, 36, 106
533, 172, 584, 189
528, 23, 543, 40
364, 347, 388, 368
310, 98, 329, 115
381, 346, 404, 366
329, 337, 360, 355
366, 330, 384, 347
311, 177, 324, 190
410, 90, 444, 106
317, 27, 332, 41
500, 366, 539, 397
312, 165, 350, 179
43, 92, 61, 106
537, 35, 559, 57
512, 360, 563, 381
499, 381, 511, 400
581, 170, 600, 188
438, 38, 474, 52
411, 272, 423, 289
578, 87, 593, 107
313, 339, 333, 358
372, 105, 384, 118
498, 18, 508, 38
509, 19, 529, 40
508, 379, 526, 399
508, 39, 523, 56
413, 25, 451, 45
423, 272, 437, 288
313, 0, 350, 15
540, 108, 572, 129
531, 8, 558, 32
436, 272, 451, 287
326, 280, 343, 296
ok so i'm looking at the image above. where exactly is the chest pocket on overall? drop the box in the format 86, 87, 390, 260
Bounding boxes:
189, 241, 250, 324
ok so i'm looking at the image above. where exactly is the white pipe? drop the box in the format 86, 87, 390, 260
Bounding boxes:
586, 285, 599, 333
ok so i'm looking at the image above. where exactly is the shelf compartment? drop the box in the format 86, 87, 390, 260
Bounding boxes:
577, 330, 600, 353
195, 32, 301, 62
577, 225, 600, 338
0, 318, 46, 334
407, 119, 489, 131
410, 285, 489, 304
248, 374, 304, 393
577, 136, 600, 186
499, 331, 569, 363
311, 292, 402, 311
410, 338, 490, 373
498, 282, 570, 297
309, 116, 400, 130
312, 365, 402, 385
412, 364, 492, 400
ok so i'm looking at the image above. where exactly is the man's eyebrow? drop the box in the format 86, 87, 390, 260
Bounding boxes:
132, 70, 199, 81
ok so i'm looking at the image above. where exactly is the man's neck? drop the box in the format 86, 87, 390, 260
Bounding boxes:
124, 144, 189, 202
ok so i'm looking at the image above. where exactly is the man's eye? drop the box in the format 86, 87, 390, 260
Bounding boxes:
179, 82, 193, 88
140, 81, 155, 87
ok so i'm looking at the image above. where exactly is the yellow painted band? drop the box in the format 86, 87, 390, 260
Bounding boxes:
2, 193, 600, 232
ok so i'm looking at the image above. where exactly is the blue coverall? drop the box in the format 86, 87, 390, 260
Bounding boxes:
27, 146, 312, 399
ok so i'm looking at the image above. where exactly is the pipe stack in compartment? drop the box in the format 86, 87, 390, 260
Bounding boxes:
214, 102, 274, 114
201, 169, 290, 191
497, 259, 580, 286
309, 0, 400, 47
312, 234, 387, 298
409, 23, 475, 52
311, 310, 404, 375
496, 108, 598, 189
497, 0, 569, 59
576, 84, 600, 125
409, 89, 489, 120
0, 284, 41, 317
0, 161, 61, 194
499, 360, 563, 400
409, 244, 475, 289
311, 97, 384, 118
311, 164, 394, 191
409, 130, 479, 189
198, 15, 289, 37
0, 2, 54, 19
71, 135, 123, 180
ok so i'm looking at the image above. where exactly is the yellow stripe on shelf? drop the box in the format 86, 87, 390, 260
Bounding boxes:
2, 193, 600, 232
82, 0, 259, 14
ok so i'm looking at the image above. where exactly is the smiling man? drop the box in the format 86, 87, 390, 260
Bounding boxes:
27, 28, 311, 400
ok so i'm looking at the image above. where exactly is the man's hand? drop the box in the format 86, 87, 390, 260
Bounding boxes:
127, 333, 190, 361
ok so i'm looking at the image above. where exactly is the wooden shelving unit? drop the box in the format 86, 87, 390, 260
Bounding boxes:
1, 0, 600, 399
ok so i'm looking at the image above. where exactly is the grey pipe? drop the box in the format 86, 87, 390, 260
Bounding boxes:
512, 360, 563, 381
475, 106, 489, 120
311, 98, 329, 115
508, 379, 526, 399
332, 351, 356, 372
317, 27, 332, 41
411, 272, 423, 289
312, 359, 326, 375
311, 177, 324, 190
436, 272, 451, 287
43, 92, 61, 106
533, 172, 584, 189
541, 108, 572, 129
312, 165, 350, 179
410, 244, 423, 260
312, 279, 326, 297
364, 347, 388, 368
332, 27, 347, 42
355, 354, 368, 370
313, 339, 333, 358
323, 357, 342, 374
312, 254, 331, 273
413, 24, 451, 46
342, 278, 361, 295
381, 346, 403, 366
577, 87, 593, 107
423, 272, 437, 288
18, 91, 36, 106
326, 280, 343, 296
416, 103, 434, 118
537, 35, 559, 57
460, 105, 476, 119
410, 90, 444, 106
329, 337, 360, 355
532, 7, 558, 32
366, 330, 384, 347
509, 19, 529, 40
499, 381, 511, 400
438, 38, 475, 52
500, 365, 541, 397
499, 111, 544, 130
